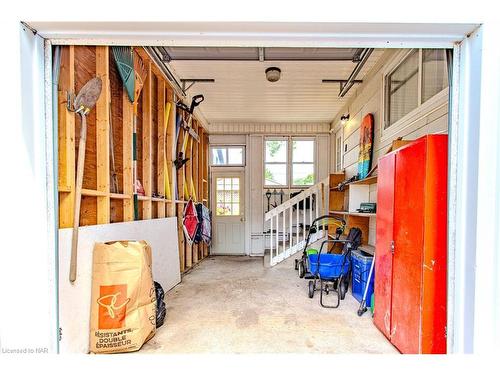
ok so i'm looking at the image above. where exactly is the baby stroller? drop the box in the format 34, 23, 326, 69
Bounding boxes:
307, 227, 362, 308
294, 215, 346, 279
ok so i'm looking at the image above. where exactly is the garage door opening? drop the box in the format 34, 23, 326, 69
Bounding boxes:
49, 41, 458, 354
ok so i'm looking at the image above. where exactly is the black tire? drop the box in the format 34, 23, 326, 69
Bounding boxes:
308, 281, 315, 298
339, 278, 347, 300
298, 261, 305, 278
294, 259, 298, 270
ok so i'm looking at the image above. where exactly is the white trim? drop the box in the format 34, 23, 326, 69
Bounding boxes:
32, 22, 478, 49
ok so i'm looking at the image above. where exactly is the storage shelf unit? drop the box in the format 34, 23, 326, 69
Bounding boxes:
328, 173, 377, 247
57, 45, 210, 273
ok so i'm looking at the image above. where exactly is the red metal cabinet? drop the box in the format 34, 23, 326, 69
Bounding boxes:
374, 135, 448, 354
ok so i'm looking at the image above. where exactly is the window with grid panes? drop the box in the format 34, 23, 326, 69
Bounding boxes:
215, 177, 241, 216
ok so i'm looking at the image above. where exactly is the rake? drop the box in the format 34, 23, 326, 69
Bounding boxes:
111, 47, 135, 102
132, 51, 148, 220
69, 77, 103, 282
112, 47, 148, 220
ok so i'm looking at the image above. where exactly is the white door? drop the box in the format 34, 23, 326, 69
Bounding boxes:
211, 171, 246, 255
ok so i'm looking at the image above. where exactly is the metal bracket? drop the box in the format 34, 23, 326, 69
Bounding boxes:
322, 79, 363, 96
180, 79, 215, 92
66, 91, 76, 112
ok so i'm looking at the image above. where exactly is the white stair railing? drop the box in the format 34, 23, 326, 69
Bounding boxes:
264, 177, 329, 266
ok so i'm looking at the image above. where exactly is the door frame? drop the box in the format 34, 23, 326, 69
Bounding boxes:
30, 21, 496, 353
210, 167, 246, 255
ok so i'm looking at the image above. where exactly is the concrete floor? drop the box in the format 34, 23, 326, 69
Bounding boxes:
141, 254, 398, 354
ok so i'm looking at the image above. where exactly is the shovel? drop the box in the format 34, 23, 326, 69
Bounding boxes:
69, 77, 103, 283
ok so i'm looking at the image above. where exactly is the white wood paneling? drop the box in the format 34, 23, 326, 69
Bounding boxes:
209, 134, 247, 144
331, 49, 449, 179
209, 122, 330, 134
316, 134, 330, 182
170, 51, 385, 124
329, 48, 450, 249
249, 135, 264, 255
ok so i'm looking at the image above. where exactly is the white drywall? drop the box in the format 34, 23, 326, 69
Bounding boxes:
58, 218, 180, 353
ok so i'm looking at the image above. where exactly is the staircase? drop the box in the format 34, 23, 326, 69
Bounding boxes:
264, 177, 329, 266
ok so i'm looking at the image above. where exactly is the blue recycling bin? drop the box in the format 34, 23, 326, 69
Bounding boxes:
351, 250, 375, 307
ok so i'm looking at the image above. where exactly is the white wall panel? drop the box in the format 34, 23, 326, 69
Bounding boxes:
209, 122, 330, 134
58, 218, 180, 353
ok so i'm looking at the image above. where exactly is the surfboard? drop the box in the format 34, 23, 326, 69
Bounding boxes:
358, 113, 375, 180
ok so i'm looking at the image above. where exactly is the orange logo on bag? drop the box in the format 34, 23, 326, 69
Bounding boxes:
97, 285, 130, 329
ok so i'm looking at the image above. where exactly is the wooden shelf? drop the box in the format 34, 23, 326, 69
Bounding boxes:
350, 175, 378, 185
330, 176, 377, 191
110, 193, 132, 200
137, 195, 151, 201
349, 212, 376, 218
81, 189, 107, 197
58, 185, 72, 193
329, 210, 348, 216
329, 210, 376, 218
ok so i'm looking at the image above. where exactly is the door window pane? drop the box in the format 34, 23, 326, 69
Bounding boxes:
265, 164, 287, 186
292, 164, 315, 186
385, 50, 419, 128
215, 177, 241, 216
422, 49, 448, 103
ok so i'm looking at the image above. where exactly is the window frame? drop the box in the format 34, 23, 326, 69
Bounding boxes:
291, 137, 316, 187
209, 145, 246, 167
263, 136, 316, 188
382, 48, 449, 141
263, 137, 289, 187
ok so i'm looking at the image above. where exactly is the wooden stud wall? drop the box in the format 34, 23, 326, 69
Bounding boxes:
57, 46, 211, 274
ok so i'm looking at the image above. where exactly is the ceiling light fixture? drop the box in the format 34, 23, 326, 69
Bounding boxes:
265, 67, 281, 82
340, 114, 350, 125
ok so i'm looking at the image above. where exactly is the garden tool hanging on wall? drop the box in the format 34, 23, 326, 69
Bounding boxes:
175, 95, 204, 170
265, 189, 272, 212
111, 47, 148, 220
68, 77, 103, 282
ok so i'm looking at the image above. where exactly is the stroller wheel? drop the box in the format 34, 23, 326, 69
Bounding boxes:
298, 261, 305, 278
339, 277, 348, 300
308, 281, 315, 298
325, 284, 330, 295
294, 259, 298, 270
332, 280, 338, 290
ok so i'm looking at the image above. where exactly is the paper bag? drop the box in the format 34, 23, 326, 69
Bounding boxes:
89, 240, 156, 353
